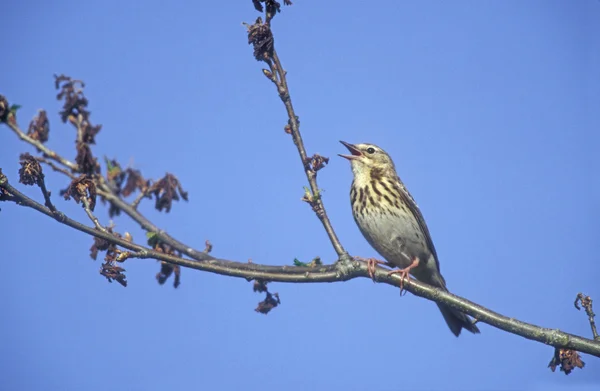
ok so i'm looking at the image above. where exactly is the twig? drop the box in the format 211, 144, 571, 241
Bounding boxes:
267, 47, 347, 259
74, 114, 84, 144
81, 196, 107, 233
575, 293, 599, 341
35, 157, 77, 180
7, 122, 79, 172
204, 240, 213, 253
96, 178, 213, 261
38, 172, 57, 213
1, 173, 599, 358
130, 189, 148, 209
6, 117, 212, 262
249, 12, 347, 259
116, 250, 150, 262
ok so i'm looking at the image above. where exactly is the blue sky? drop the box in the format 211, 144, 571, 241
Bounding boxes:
1, 1, 599, 390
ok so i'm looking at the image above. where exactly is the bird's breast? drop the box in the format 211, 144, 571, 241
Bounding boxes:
353, 204, 429, 268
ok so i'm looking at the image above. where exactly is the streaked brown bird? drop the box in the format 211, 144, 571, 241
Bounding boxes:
339, 141, 480, 336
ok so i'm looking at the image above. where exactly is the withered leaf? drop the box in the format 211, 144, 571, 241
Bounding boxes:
18, 153, 44, 186
27, 110, 50, 143
149, 173, 188, 213
63, 175, 97, 211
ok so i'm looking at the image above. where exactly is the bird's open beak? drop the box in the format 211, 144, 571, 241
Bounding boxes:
338, 140, 362, 160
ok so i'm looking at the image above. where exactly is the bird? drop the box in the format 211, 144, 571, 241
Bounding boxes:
339, 140, 480, 336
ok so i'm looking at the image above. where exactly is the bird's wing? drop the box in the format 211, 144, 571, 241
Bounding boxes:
395, 178, 441, 272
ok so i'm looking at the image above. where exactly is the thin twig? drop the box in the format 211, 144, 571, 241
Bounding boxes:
35, 157, 77, 180
81, 196, 107, 233
7, 122, 79, 172
268, 47, 347, 259
96, 177, 213, 261
38, 174, 57, 213
7, 118, 211, 262
575, 293, 599, 341
1, 173, 599, 358
131, 189, 148, 209
117, 250, 150, 262
74, 114, 84, 144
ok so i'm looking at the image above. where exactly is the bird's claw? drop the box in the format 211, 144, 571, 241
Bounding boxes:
354, 257, 388, 282
387, 269, 411, 295
387, 257, 419, 295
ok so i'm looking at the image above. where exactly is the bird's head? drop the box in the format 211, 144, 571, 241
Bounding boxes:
338, 141, 396, 179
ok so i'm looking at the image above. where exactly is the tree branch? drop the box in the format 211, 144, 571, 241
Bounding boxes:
1, 172, 599, 358
7, 121, 79, 172
0, 3, 597, 378
270, 49, 347, 258
5, 120, 214, 263
95, 181, 215, 261
248, 15, 348, 259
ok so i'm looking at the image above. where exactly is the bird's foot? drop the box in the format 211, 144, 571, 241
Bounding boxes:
354, 257, 390, 281
387, 257, 420, 295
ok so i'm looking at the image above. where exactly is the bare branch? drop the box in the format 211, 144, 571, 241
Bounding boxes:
1, 172, 599, 358
273, 49, 347, 256
96, 182, 213, 261
0, 4, 597, 377
3, 105, 212, 262
8, 121, 79, 171
35, 156, 77, 180
246, 15, 347, 259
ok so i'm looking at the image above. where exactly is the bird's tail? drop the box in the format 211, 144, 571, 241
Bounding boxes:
436, 302, 480, 337
428, 272, 480, 337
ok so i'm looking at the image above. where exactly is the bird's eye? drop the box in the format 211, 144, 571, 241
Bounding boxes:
366, 147, 376, 154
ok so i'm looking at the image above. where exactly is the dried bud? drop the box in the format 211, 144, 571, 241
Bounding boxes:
90, 236, 112, 260
246, 17, 274, 61
89, 226, 128, 286
75, 142, 100, 175
27, 110, 50, 143
63, 175, 97, 211
156, 261, 181, 288
100, 260, 127, 287
252, 0, 291, 23
253, 280, 269, 293
54, 74, 90, 123
548, 348, 585, 375
307, 154, 329, 172
18, 153, 44, 186
264, 0, 281, 20
149, 173, 188, 213
0, 95, 9, 122
80, 122, 102, 145
574, 293, 593, 313
122, 168, 148, 197
252, 0, 263, 12
255, 292, 280, 314
204, 240, 213, 253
